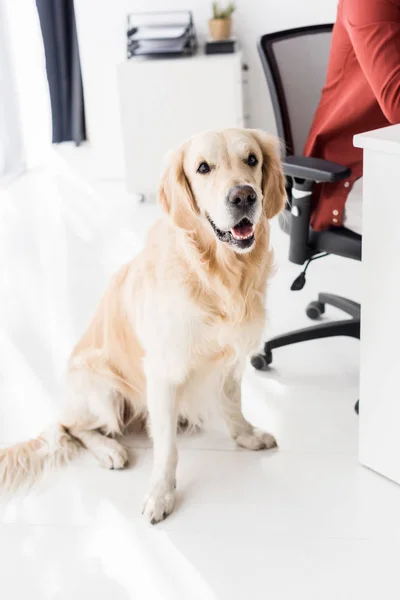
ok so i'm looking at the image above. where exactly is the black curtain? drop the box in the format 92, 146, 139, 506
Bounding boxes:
36, 0, 86, 144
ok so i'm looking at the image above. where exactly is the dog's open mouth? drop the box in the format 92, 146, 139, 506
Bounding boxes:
231, 218, 254, 241
206, 215, 255, 251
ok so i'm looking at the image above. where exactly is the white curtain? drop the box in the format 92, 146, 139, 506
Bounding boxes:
0, 0, 52, 180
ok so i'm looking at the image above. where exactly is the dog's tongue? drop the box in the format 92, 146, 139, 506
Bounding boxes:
231, 220, 254, 240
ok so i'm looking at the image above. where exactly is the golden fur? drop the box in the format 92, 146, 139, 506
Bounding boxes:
0, 128, 286, 521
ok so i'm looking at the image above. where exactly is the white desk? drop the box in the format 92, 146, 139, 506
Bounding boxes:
354, 124, 400, 485
117, 52, 246, 201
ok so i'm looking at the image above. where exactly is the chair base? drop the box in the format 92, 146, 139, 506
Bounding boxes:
251, 293, 360, 413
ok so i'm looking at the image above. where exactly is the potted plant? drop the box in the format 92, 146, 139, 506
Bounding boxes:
209, 2, 236, 41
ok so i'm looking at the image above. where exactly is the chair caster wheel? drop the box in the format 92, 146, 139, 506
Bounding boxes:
306, 300, 325, 320
251, 349, 273, 371
354, 400, 359, 414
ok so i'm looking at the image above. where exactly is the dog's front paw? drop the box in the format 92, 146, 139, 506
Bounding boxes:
235, 428, 277, 451
142, 484, 175, 525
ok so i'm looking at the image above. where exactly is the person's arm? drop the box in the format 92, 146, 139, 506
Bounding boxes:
343, 0, 400, 123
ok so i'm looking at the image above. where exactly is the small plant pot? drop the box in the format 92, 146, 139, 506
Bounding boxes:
208, 18, 232, 41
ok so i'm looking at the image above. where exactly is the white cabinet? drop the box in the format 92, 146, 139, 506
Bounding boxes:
354, 125, 400, 485
117, 52, 245, 200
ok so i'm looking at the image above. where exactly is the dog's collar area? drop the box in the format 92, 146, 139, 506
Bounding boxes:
206, 213, 255, 251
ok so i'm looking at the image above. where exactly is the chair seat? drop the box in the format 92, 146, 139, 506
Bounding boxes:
279, 211, 361, 262
309, 226, 361, 261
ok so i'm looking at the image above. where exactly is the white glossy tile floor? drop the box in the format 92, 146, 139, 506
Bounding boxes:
1, 151, 400, 600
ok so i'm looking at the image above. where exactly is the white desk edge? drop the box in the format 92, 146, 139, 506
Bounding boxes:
354, 123, 400, 155
119, 49, 243, 68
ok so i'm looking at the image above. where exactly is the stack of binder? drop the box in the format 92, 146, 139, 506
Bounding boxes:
127, 11, 197, 59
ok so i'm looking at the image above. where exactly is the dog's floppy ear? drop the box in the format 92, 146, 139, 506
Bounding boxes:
250, 130, 286, 219
159, 145, 199, 229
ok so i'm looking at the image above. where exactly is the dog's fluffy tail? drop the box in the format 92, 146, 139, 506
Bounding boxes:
0, 424, 81, 495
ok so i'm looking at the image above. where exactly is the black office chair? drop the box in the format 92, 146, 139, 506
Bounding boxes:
251, 25, 361, 413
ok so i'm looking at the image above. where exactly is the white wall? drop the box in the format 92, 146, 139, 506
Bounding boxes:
74, 0, 338, 179
0, 0, 51, 180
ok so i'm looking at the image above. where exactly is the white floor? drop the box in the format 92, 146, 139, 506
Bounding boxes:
1, 150, 399, 600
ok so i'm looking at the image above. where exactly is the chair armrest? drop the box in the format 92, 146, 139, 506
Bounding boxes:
283, 156, 351, 182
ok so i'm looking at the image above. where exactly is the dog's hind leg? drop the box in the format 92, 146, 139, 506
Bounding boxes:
61, 369, 129, 469
72, 430, 128, 469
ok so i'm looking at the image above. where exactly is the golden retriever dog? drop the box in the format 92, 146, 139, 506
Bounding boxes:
0, 128, 285, 523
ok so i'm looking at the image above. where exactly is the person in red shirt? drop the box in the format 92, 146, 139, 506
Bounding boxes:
304, 0, 400, 233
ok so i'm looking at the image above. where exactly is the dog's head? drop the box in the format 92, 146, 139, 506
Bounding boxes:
159, 129, 286, 254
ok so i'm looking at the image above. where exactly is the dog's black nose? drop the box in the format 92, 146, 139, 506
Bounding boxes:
227, 185, 257, 210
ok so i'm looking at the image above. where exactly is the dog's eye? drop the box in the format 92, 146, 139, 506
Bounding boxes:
197, 162, 211, 174
247, 154, 258, 167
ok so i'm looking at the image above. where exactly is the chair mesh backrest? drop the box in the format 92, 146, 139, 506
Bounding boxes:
259, 26, 333, 155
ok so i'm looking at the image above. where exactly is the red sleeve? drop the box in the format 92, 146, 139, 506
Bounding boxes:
342, 0, 400, 124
